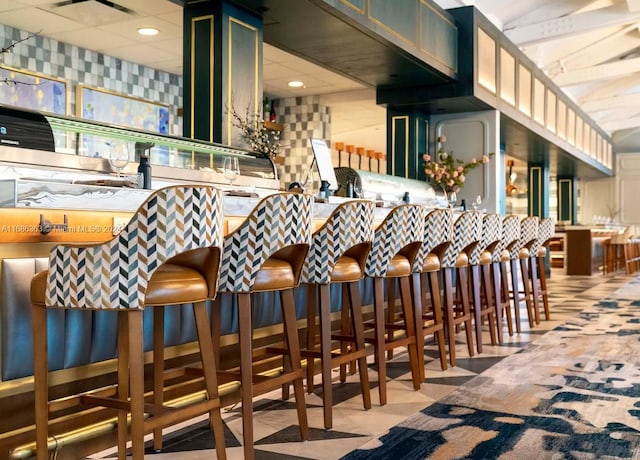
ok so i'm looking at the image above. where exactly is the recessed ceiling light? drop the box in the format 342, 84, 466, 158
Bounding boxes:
138, 27, 159, 36
288, 80, 304, 87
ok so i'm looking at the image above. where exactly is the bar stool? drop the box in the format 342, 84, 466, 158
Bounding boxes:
300, 200, 375, 429
494, 215, 521, 336
411, 208, 452, 378
440, 210, 482, 366
510, 216, 540, 328
216, 192, 312, 460
31, 185, 227, 460
468, 213, 502, 352
531, 217, 555, 321
364, 204, 425, 405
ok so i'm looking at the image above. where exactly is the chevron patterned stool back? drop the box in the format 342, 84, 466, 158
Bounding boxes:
534, 217, 555, 255
495, 215, 521, 263
45, 185, 224, 310
218, 192, 313, 293
441, 211, 483, 269
413, 208, 453, 273
32, 185, 227, 460
365, 204, 426, 278
301, 200, 375, 284
511, 216, 542, 331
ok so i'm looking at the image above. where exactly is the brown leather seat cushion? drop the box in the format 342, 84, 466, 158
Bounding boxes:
31, 264, 210, 308
518, 247, 530, 259
252, 258, 296, 291
500, 249, 510, 263
537, 247, 547, 258
421, 253, 441, 272
455, 252, 469, 268
478, 250, 493, 265
330, 256, 363, 283
385, 254, 411, 278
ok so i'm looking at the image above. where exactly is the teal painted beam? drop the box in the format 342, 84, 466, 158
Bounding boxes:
183, 0, 262, 144
557, 177, 577, 224
528, 163, 549, 218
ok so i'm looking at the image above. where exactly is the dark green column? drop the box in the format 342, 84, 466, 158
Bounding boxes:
528, 163, 550, 218
386, 109, 429, 179
557, 176, 577, 224
183, 1, 262, 144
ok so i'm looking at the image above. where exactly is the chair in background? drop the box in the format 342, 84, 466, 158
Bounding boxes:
300, 200, 375, 429
215, 193, 312, 460
31, 185, 227, 460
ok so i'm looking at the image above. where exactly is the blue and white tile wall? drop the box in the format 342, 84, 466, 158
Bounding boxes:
274, 95, 331, 191
0, 24, 183, 136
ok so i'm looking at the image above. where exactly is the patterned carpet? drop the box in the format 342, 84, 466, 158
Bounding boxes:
88, 271, 639, 459
344, 296, 640, 459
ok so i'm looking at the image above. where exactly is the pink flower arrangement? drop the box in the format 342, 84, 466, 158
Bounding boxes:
423, 135, 493, 193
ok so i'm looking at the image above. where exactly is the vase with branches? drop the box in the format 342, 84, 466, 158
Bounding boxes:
228, 103, 282, 160
422, 135, 493, 193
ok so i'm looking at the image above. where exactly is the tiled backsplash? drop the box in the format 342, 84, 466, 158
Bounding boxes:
0, 24, 183, 136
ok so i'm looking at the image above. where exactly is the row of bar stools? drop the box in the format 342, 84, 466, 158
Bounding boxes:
300, 200, 375, 429
32, 186, 228, 460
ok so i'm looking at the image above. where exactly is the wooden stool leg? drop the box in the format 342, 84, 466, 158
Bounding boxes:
509, 259, 522, 333
211, 296, 222, 369
386, 278, 397, 361
306, 284, 318, 394
537, 256, 550, 320
193, 301, 227, 460
127, 310, 145, 460
280, 288, 309, 441
442, 268, 456, 366
339, 283, 350, 382
519, 257, 535, 328
117, 311, 129, 460
399, 276, 421, 391
347, 281, 372, 411
318, 283, 333, 429
528, 257, 541, 325
428, 271, 447, 371
153, 307, 165, 451
481, 263, 498, 345
33, 304, 49, 460
470, 265, 484, 353
457, 267, 475, 358
373, 277, 387, 405
412, 273, 426, 381
490, 262, 504, 343
237, 293, 255, 460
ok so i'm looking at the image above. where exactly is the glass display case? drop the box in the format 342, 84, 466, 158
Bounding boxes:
0, 105, 277, 184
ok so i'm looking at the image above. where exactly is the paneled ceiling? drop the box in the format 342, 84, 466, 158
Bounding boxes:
2, 0, 640, 162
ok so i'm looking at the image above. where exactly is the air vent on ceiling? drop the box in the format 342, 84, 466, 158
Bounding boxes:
47, 0, 135, 27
